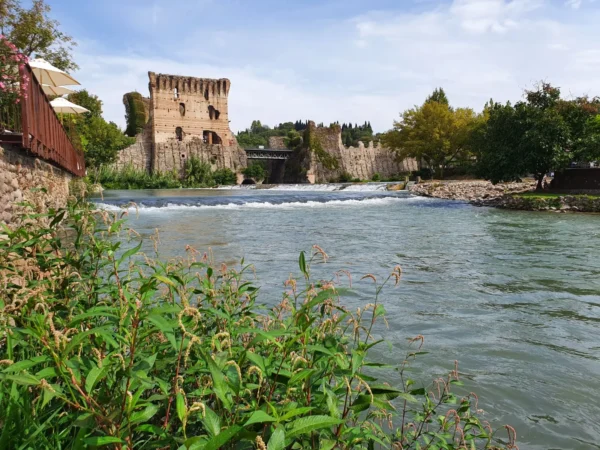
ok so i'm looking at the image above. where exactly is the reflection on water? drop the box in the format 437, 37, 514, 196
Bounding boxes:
94, 188, 600, 449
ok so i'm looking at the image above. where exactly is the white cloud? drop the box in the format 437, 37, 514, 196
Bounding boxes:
71, 0, 600, 133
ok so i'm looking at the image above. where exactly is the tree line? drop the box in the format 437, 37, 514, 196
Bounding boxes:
382, 85, 600, 189
236, 119, 379, 149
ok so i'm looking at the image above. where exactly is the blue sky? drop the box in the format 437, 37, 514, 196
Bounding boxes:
46, 0, 600, 132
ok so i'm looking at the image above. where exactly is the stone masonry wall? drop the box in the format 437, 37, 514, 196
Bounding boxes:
114, 120, 153, 171
153, 138, 247, 176
0, 144, 71, 225
302, 123, 417, 183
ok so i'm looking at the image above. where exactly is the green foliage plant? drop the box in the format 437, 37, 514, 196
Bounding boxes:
371, 173, 381, 182
183, 156, 215, 188
0, 201, 516, 449
242, 162, 267, 181
97, 164, 181, 190
213, 168, 237, 186
304, 127, 340, 171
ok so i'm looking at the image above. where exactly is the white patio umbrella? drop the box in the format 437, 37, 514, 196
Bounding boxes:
29, 58, 81, 87
42, 84, 74, 96
50, 97, 89, 114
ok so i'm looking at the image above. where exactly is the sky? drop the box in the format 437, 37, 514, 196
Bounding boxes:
45, 0, 600, 133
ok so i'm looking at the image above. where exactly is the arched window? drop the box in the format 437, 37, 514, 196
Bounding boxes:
204, 89, 209, 101
208, 106, 221, 120
175, 127, 183, 141
173, 88, 179, 100
179, 103, 186, 117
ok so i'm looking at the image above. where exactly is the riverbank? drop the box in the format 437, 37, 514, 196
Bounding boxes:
409, 180, 600, 212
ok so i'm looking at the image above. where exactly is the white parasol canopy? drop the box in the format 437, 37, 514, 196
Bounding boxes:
42, 84, 74, 96
29, 58, 81, 87
50, 97, 89, 114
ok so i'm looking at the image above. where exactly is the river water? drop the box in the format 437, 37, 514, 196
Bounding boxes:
95, 185, 600, 449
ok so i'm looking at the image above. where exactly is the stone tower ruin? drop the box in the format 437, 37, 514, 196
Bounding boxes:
115, 72, 246, 177
148, 72, 235, 146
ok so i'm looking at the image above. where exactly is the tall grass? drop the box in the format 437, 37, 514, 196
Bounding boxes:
95, 165, 181, 190
0, 201, 517, 449
95, 160, 238, 190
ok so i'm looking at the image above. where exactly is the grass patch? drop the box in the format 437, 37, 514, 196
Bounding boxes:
513, 191, 600, 199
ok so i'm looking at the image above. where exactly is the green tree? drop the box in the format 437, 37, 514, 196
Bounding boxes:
383, 100, 478, 178
476, 101, 570, 190
476, 83, 598, 190
1, 0, 77, 71
66, 89, 134, 170
68, 90, 103, 118
426, 87, 449, 106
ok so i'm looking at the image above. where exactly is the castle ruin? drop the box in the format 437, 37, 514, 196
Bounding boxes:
116, 72, 416, 184
115, 72, 246, 178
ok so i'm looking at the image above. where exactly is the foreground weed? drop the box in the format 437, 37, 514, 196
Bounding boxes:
0, 201, 516, 449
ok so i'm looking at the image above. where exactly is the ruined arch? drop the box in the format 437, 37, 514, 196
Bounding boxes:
176, 127, 183, 141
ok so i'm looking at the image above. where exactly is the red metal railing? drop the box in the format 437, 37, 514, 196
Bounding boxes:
1, 64, 86, 177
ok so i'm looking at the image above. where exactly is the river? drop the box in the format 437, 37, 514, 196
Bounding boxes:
95, 184, 600, 449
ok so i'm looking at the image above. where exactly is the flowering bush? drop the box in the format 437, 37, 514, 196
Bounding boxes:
0, 34, 28, 105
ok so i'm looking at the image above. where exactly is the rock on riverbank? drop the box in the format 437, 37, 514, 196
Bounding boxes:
409, 180, 535, 202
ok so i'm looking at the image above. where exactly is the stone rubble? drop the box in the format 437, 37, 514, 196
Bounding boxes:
409, 180, 535, 202
409, 180, 600, 213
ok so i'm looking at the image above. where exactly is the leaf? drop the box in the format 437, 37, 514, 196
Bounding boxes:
280, 407, 314, 422
130, 404, 159, 424
244, 410, 277, 427
288, 369, 315, 386
203, 407, 221, 437
299, 251, 307, 278
1, 373, 40, 386
154, 275, 176, 287
2, 356, 49, 373
286, 416, 343, 439
200, 350, 232, 409
85, 365, 107, 393
83, 436, 125, 446
176, 393, 187, 423
203, 425, 241, 450
118, 240, 142, 265
267, 428, 286, 450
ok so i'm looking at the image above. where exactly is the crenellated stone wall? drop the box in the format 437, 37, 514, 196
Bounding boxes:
288, 122, 417, 184
114, 72, 247, 177
149, 72, 234, 146
0, 144, 71, 226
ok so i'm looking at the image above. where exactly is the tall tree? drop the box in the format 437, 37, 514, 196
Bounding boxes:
1, 0, 77, 71
383, 99, 478, 178
476, 84, 572, 190
426, 87, 449, 106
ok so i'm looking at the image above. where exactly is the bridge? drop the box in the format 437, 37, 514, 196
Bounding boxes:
244, 148, 294, 160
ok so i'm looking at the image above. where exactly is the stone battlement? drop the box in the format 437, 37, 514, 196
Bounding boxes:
149, 72, 230, 97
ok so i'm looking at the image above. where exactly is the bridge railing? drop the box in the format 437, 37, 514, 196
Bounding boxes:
0, 64, 86, 177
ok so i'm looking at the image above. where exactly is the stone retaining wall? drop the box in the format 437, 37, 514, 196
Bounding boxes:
0, 144, 71, 225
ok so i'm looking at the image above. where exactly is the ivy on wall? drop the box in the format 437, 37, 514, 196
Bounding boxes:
123, 92, 148, 137
304, 126, 340, 170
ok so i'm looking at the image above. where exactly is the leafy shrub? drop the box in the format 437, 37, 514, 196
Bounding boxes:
372, 173, 381, 182
213, 168, 237, 186
0, 202, 516, 450
183, 156, 215, 187
242, 162, 266, 181
338, 172, 353, 183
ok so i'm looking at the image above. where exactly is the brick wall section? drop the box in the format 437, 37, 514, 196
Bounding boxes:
268, 136, 287, 150
0, 144, 71, 225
